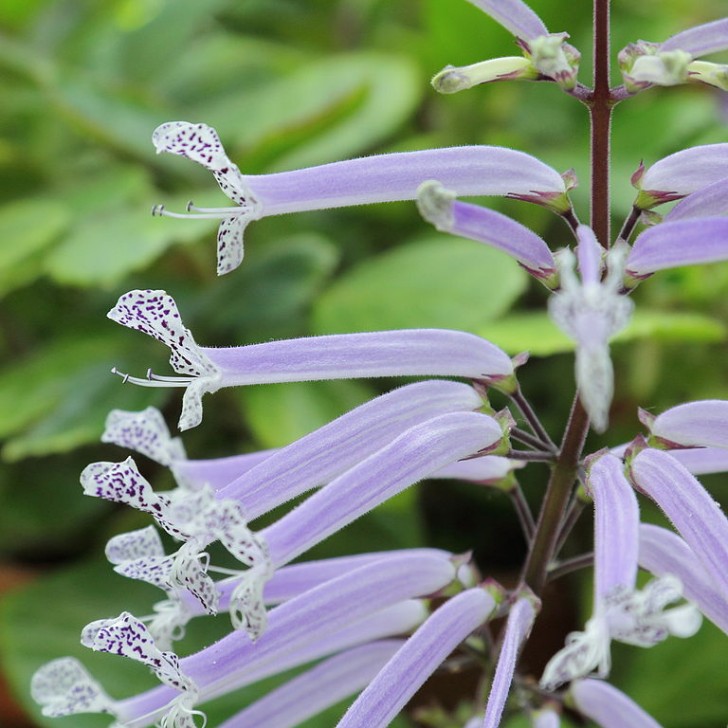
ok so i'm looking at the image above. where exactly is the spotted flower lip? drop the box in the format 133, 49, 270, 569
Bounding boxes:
632, 143, 728, 208
570, 679, 662, 728
109, 289, 518, 431
152, 121, 568, 274
338, 586, 500, 728
110, 551, 458, 726
416, 180, 559, 283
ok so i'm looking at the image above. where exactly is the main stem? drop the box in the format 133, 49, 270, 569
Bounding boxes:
520, 0, 612, 596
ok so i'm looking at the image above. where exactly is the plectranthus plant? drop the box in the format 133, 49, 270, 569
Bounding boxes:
29, 0, 728, 726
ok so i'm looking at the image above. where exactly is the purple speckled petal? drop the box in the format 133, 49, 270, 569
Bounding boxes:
105, 525, 165, 564
218, 380, 483, 518
464, 0, 548, 40
220, 641, 404, 728
81, 612, 195, 692
570, 679, 662, 728
102, 408, 186, 468
636, 145, 728, 206
216, 215, 248, 275
639, 523, 728, 634
262, 411, 504, 566
627, 218, 728, 276
665, 177, 728, 220
416, 181, 557, 280
482, 595, 538, 728
630, 448, 728, 600
31, 658, 116, 718
586, 453, 639, 600
647, 399, 728, 449
340, 588, 498, 728
660, 18, 728, 57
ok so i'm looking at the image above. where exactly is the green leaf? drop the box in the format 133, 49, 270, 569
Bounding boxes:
0, 198, 70, 296
45, 190, 219, 287
239, 380, 373, 449
479, 310, 726, 357
207, 52, 423, 169
312, 234, 528, 335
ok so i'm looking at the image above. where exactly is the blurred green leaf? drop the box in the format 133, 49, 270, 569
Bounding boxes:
0, 197, 70, 296
479, 309, 726, 356
312, 234, 527, 335
208, 52, 423, 169
240, 379, 373, 449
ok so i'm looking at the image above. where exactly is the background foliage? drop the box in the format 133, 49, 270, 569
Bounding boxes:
0, 0, 726, 725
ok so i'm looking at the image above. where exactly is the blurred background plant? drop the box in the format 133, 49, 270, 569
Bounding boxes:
0, 0, 726, 726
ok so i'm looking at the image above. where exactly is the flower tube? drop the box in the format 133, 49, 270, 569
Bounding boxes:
569, 679, 662, 728
631, 144, 728, 209
152, 121, 569, 274
626, 218, 728, 281
639, 524, 728, 634
482, 593, 538, 728
664, 177, 728, 221
416, 180, 558, 283
541, 453, 700, 690
629, 448, 728, 601
219, 640, 405, 728
548, 227, 633, 432
338, 586, 500, 728
108, 289, 517, 430
106, 551, 460, 726
640, 399, 728, 449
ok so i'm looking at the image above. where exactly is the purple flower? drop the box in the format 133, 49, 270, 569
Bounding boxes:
482, 593, 538, 727
631, 143, 728, 209
541, 453, 700, 690
338, 586, 500, 727
417, 180, 559, 283
640, 399, 728, 449
629, 448, 728, 601
108, 289, 518, 430
548, 227, 633, 432
570, 679, 662, 728
152, 121, 569, 274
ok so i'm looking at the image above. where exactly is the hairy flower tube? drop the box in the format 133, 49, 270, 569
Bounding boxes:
152, 121, 571, 274
541, 453, 700, 690
108, 289, 518, 430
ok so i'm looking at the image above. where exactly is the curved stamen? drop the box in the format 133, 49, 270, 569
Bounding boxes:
152, 204, 231, 220
111, 367, 193, 388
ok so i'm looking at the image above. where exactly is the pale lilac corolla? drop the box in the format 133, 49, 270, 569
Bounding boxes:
152, 121, 568, 274
108, 289, 517, 430
570, 679, 662, 728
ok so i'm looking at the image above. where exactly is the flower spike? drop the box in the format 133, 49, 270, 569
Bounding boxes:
152, 121, 568, 274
